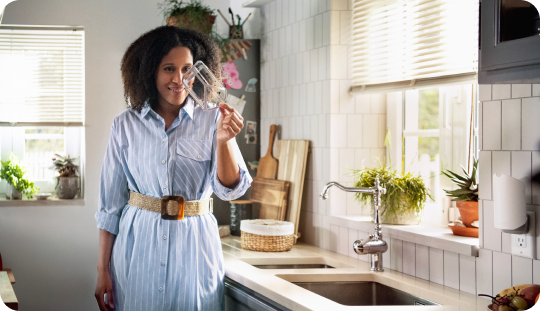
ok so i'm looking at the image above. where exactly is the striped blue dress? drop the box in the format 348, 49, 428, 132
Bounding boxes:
95, 97, 251, 311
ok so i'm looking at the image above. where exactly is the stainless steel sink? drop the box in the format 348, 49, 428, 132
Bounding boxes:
292, 281, 439, 306
253, 264, 335, 269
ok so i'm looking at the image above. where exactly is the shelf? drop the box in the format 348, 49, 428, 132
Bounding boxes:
0, 197, 85, 207
242, 0, 274, 8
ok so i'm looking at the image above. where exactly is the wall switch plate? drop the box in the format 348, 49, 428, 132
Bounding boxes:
511, 211, 536, 259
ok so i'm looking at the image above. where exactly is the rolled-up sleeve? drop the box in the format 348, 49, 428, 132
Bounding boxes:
211, 134, 252, 201
95, 119, 129, 235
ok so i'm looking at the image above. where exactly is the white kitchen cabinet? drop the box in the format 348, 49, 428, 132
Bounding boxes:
479, 0, 540, 83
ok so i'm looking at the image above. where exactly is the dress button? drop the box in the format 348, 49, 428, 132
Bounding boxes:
162, 138, 167, 143
162, 160, 166, 164
161, 261, 166, 266
163, 235, 167, 240
163, 185, 167, 189
159, 287, 163, 292
198, 155, 202, 159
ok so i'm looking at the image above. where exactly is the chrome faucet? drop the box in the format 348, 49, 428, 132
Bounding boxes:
320, 178, 388, 272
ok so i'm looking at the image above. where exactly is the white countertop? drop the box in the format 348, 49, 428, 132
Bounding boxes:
221, 236, 490, 311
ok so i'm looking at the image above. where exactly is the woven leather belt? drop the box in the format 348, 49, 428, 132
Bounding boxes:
128, 191, 213, 220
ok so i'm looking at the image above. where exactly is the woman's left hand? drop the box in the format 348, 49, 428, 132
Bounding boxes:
217, 102, 243, 144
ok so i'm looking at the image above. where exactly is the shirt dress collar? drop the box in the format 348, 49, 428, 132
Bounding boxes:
137, 97, 195, 121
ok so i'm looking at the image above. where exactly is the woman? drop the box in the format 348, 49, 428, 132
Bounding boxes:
94, 26, 251, 311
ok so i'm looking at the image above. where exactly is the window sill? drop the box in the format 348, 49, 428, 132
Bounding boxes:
328, 215, 479, 257
0, 197, 85, 207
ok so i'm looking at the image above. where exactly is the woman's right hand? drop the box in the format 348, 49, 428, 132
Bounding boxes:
95, 269, 115, 311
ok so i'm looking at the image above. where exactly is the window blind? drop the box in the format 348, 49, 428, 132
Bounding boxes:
351, 0, 478, 95
0, 25, 84, 126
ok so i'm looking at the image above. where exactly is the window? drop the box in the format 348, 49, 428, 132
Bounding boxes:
0, 25, 84, 198
387, 84, 479, 225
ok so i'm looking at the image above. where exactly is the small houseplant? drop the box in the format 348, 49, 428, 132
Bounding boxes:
442, 157, 479, 227
351, 164, 433, 225
50, 154, 79, 199
0, 154, 38, 199
159, 0, 216, 34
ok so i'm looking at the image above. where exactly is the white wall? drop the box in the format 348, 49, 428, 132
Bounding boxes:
0, 0, 255, 310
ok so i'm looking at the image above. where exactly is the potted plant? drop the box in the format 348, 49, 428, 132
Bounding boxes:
0, 154, 38, 199
442, 157, 479, 227
351, 164, 433, 225
159, 0, 216, 34
50, 154, 79, 199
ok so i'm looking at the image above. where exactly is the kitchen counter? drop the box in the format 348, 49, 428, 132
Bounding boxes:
221, 236, 490, 311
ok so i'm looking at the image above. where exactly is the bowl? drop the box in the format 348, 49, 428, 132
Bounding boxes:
35, 193, 52, 200
448, 223, 479, 237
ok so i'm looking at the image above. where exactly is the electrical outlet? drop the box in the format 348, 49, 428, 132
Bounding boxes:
511, 211, 536, 259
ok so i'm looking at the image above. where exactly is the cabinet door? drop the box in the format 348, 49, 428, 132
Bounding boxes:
224, 277, 292, 311
480, 0, 540, 83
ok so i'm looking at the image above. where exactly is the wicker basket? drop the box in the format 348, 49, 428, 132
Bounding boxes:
241, 231, 294, 252
240, 219, 295, 252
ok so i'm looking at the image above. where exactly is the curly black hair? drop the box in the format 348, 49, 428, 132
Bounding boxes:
120, 26, 222, 112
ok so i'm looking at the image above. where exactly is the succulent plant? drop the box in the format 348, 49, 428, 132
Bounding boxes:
442, 157, 479, 202
49, 154, 79, 178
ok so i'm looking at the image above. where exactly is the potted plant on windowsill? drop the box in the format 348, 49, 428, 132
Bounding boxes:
0, 154, 38, 199
159, 0, 216, 34
351, 164, 434, 225
50, 154, 79, 199
442, 157, 479, 229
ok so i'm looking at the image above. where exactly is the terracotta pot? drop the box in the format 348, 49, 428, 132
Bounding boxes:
456, 201, 479, 227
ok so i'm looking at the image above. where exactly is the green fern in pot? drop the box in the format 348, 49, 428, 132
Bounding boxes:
351, 164, 433, 225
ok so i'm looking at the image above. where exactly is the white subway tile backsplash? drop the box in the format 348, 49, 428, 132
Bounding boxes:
492, 151, 511, 177
275, 0, 283, 28
383, 236, 392, 269
378, 114, 386, 148
303, 115, 311, 140
479, 84, 492, 102
318, 47, 327, 81
483, 200, 502, 252
306, 17, 314, 51
511, 151, 532, 204
522, 97, 540, 150
370, 149, 385, 166
402, 241, 416, 276
328, 186, 346, 215
285, 25, 293, 56
444, 251, 460, 290
330, 114, 347, 148
295, 115, 304, 139
355, 149, 371, 168
322, 11, 331, 46
318, 114, 327, 147
479, 151, 492, 200
492, 84, 511, 100
370, 93, 387, 113
429, 248, 444, 285
415, 244, 429, 280
348, 228, 359, 259
311, 115, 319, 147
292, 23, 299, 54
330, 80, 340, 113
314, 14, 323, 49
512, 84, 532, 98
339, 226, 349, 255
512, 255, 532, 286
339, 11, 351, 45
493, 252, 512, 295
390, 238, 403, 273
502, 232, 512, 254
333, 0, 348, 10
310, 50, 319, 82
501, 99, 521, 150
477, 249, 493, 296
533, 84, 540, 97
483, 100, 502, 150
299, 20, 307, 52
282, 0, 289, 26
310, 0, 319, 16
330, 224, 339, 252
362, 115, 379, 148
314, 81, 323, 114
459, 255, 476, 294
319, 0, 327, 14
339, 80, 354, 114
355, 94, 371, 113
347, 115, 363, 148
339, 149, 355, 182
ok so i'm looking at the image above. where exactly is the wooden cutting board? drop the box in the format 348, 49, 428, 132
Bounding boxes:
250, 177, 290, 221
256, 124, 278, 179
275, 140, 310, 243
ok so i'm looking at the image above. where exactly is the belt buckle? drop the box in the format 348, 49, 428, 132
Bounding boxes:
161, 195, 185, 220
